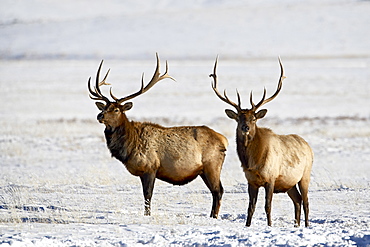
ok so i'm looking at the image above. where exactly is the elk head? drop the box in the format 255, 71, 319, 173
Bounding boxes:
88, 53, 175, 128
210, 56, 286, 142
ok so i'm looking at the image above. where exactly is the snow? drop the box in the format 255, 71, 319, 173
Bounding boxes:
1, 0, 370, 246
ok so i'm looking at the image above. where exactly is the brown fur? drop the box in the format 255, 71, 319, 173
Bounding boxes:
210, 57, 313, 227
228, 108, 313, 227
98, 101, 228, 218
89, 56, 228, 218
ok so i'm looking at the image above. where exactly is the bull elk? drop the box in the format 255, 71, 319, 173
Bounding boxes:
210, 57, 313, 227
88, 53, 228, 218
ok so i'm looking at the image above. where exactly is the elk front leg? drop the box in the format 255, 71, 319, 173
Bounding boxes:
246, 184, 259, 227
140, 172, 156, 216
264, 183, 274, 226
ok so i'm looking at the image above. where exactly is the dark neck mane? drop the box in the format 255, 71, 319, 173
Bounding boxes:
236, 130, 249, 168
236, 126, 267, 169
104, 116, 138, 164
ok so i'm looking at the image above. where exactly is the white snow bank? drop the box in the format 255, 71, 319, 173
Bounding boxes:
1, 59, 369, 246
1, 0, 370, 60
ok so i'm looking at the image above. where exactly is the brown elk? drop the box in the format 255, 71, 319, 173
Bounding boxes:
210, 57, 313, 227
88, 53, 228, 218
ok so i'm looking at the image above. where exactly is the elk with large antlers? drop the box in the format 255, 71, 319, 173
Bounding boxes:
88, 53, 228, 218
210, 57, 313, 227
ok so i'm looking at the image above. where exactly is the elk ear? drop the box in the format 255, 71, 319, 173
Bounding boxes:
255, 109, 267, 119
121, 102, 133, 112
225, 109, 238, 121
95, 102, 105, 111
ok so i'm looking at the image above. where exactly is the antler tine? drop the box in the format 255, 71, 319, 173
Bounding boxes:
252, 88, 267, 110
88, 77, 102, 100
141, 53, 176, 93
236, 89, 242, 108
109, 87, 119, 101
251, 57, 285, 110
210, 56, 242, 111
94, 61, 106, 95
99, 68, 111, 86
116, 53, 175, 104
249, 91, 255, 110
87, 60, 111, 104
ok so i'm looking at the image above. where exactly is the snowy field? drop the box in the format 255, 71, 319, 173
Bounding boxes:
1, 0, 370, 246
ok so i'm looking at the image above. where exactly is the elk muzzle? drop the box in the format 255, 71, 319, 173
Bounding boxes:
241, 124, 250, 133
97, 112, 104, 123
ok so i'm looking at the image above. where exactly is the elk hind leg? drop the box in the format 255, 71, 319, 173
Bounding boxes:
287, 185, 302, 227
200, 172, 223, 219
246, 184, 259, 227
140, 172, 156, 216
298, 179, 310, 227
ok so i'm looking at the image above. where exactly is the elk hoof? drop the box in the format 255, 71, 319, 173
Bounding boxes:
210, 214, 218, 219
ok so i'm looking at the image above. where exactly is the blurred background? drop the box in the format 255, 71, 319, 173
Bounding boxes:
1, 0, 369, 60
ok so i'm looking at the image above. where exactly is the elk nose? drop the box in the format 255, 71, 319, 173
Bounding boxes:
241, 125, 249, 133
97, 113, 104, 121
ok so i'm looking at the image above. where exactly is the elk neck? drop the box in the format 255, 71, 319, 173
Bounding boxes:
236, 125, 268, 170
104, 114, 138, 164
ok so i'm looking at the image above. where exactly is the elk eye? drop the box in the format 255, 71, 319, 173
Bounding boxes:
114, 108, 120, 113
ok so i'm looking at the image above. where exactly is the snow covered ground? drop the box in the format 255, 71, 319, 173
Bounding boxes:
1, 0, 370, 246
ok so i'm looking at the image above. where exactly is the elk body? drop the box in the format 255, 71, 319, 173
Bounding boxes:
88, 54, 228, 218
210, 57, 313, 227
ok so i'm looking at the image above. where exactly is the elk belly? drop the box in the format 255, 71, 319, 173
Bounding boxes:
156, 164, 203, 185
157, 142, 204, 185
274, 174, 301, 193
156, 150, 203, 185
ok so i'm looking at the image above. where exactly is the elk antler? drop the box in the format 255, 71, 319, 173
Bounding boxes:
250, 57, 286, 111
88, 60, 111, 104
110, 53, 175, 104
210, 56, 242, 112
